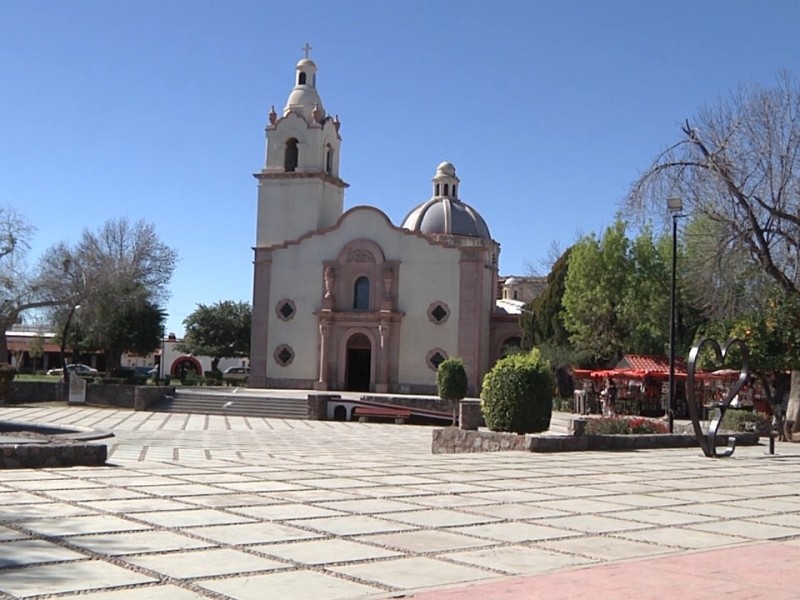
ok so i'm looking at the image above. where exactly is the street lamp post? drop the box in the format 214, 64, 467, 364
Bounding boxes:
667, 197, 683, 434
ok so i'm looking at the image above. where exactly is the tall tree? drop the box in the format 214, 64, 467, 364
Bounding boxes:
562, 220, 631, 366
521, 246, 572, 351
177, 301, 252, 372
626, 73, 800, 438
40, 218, 177, 369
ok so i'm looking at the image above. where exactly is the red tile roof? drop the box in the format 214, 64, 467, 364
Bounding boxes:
615, 354, 686, 373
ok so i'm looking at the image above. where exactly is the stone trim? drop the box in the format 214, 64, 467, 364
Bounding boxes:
275, 299, 297, 321
427, 301, 451, 324
274, 344, 295, 367
426, 348, 448, 371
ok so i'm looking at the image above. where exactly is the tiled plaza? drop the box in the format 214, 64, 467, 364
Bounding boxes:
1, 404, 799, 599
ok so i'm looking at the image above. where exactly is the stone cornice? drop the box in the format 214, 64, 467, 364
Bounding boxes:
253, 170, 349, 189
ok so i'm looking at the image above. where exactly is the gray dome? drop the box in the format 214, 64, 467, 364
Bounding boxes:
402, 197, 491, 239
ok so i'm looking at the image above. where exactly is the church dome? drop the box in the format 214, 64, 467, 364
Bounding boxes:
401, 162, 491, 239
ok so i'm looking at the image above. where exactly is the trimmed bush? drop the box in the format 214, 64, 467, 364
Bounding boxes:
480, 350, 554, 434
584, 416, 668, 435
437, 358, 468, 425
710, 408, 773, 434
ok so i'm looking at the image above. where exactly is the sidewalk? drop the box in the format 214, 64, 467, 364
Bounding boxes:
0, 404, 798, 599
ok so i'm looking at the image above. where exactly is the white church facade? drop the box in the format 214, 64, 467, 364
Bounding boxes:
249, 53, 521, 395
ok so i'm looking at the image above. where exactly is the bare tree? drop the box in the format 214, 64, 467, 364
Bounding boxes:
0, 207, 63, 361
40, 218, 178, 370
626, 72, 800, 438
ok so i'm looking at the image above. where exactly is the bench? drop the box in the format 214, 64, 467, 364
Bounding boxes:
353, 406, 412, 424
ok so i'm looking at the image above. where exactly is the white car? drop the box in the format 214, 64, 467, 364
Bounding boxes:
222, 366, 249, 383
46, 363, 99, 376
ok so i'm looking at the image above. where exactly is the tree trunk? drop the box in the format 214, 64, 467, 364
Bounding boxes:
784, 370, 800, 441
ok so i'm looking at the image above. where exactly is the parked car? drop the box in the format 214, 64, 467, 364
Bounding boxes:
46, 363, 98, 376
133, 366, 158, 378
222, 366, 249, 384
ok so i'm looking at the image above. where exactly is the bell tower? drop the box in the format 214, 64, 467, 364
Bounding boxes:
254, 46, 348, 248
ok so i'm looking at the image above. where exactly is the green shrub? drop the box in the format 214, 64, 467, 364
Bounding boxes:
437, 358, 468, 425
0, 363, 17, 382
710, 408, 773, 434
204, 371, 223, 387
584, 416, 668, 435
183, 372, 202, 386
480, 350, 554, 434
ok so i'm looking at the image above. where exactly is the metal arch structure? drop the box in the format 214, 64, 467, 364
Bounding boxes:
686, 338, 750, 458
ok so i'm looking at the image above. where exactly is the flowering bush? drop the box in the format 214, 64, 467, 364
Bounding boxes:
584, 416, 668, 435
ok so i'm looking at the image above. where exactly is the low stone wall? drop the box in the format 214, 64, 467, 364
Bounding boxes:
133, 386, 174, 411
1, 442, 107, 468
432, 427, 760, 454
432, 429, 531, 453
8, 381, 63, 404
361, 394, 451, 413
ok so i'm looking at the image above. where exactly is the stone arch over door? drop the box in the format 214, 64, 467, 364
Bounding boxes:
345, 332, 372, 392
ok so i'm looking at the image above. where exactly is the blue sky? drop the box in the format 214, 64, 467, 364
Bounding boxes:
3, 1, 799, 336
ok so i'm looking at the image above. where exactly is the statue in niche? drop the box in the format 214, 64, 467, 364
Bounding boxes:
324, 266, 335, 299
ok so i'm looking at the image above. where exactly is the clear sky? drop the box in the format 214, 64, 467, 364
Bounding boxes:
3, 1, 799, 336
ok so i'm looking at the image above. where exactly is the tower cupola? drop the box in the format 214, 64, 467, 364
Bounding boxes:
284, 50, 326, 124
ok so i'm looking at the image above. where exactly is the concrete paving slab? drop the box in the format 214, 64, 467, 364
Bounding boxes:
292, 514, 416, 536
75, 585, 208, 599
87, 497, 196, 513
190, 521, 323, 545
316, 497, 421, 514
0, 502, 94, 520
380, 508, 501, 528
330, 555, 493, 589
0, 560, 155, 597
358, 529, 495, 553
67, 530, 214, 555
686, 519, 796, 540
197, 569, 383, 600
233, 502, 346, 520
452, 521, 582, 543
257, 538, 403, 565
0, 538, 88, 567
17, 514, 152, 536
616, 525, 750, 549
538, 533, 679, 560
609, 507, 717, 526
131, 508, 256, 527
444, 544, 597, 574
122, 547, 289, 578
537, 514, 653, 534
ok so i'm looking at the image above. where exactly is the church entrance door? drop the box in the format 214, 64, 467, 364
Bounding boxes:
345, 333, 371, 391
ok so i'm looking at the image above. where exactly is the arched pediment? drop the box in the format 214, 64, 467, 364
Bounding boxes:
336, 239, 385, 265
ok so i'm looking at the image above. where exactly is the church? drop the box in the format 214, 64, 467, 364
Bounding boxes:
249, 51, 522, 395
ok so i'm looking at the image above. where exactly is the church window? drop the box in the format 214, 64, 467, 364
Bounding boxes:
284, 138, 299, 172
274, 344, 295, 366
443, 183, 449, 196
298, 72, 307, 85
513, 290, 518, 300
353, 276, 370, 310
427, 301, 451, 324
326, 144, 334, 175
435, 183, 440, 196
426, 348, 448, 371
276, 299, 296, 321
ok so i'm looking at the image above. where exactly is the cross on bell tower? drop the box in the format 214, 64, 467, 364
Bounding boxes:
301, 42, 313, 59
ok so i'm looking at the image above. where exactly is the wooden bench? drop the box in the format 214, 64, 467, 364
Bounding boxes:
353, 406, 412, 424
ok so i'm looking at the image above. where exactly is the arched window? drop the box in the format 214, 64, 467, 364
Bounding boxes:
443, 183, 449, 196
298, 72, 307, 85
435, 183, 440, 196
326, 144, 334, 175
353, 276, 370, 310
284, 138, 298, 172
453, 184, 457, 197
